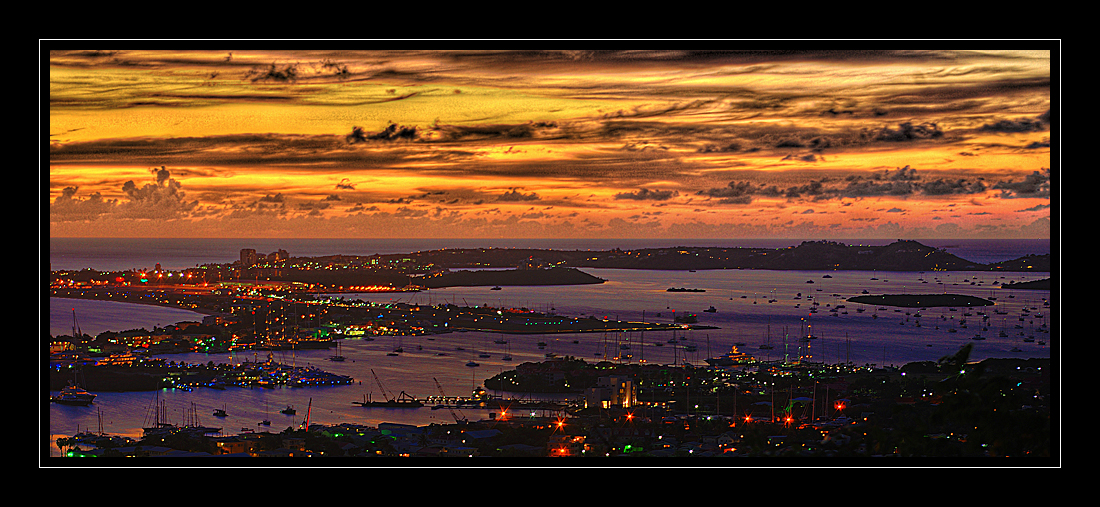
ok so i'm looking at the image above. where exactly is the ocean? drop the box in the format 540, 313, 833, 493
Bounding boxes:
45, 237, 1054, 457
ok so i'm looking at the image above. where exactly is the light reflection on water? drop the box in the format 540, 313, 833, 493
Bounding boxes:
47, 267, 1052, 456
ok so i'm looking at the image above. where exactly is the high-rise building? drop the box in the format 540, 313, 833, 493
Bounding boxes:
240, 248, 257, 267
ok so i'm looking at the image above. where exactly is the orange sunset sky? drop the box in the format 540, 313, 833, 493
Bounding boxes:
47, 48, 1053, 240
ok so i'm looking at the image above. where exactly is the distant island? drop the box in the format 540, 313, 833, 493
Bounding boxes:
50, 239, 1051, 291
419, 267, 604, 288
368, 239, 1050, 273
1000, 278, 1051, 290
847, 293, 994, 308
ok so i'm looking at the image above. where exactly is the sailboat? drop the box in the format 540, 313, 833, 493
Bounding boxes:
181, 402, 222, 436
142, 391, 178, 438
259, 402, 272, 426
759, 321, 774, 350
328, 339, 346, 361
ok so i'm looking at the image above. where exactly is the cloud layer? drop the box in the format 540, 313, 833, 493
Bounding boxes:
48, 49, 1053, 239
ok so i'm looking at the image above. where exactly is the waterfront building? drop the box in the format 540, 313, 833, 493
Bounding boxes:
584, 375, 636, 409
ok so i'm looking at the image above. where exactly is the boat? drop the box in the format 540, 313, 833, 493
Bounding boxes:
328, 340, 346, 361
703, 306, 717, 313
281, 405, 296, 415
178, 402, 222, 436
142, 392, 180, 438
705, 345, 755, 367
357, 369, 425, 407
667, 287, 705, 292
352, 392, 424, 408
491, 286, 502, 290
213, 406, 228, 418
259, 402, 272, 426
52, 381, 97, 406
466, 360, 480, 367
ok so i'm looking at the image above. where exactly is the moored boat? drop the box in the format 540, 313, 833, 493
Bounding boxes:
52, 381, 97, 406
705, 345, 755, 367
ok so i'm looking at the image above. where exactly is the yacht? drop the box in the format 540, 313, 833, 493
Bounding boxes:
52, 382, 97, 406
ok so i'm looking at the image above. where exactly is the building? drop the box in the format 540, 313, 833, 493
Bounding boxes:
240, 249, 257, 267
547, 434, 588, 457
584, 375, 636, 409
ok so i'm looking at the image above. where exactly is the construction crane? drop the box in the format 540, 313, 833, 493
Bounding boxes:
371, 369, 396, 402
433, 377, 467, 424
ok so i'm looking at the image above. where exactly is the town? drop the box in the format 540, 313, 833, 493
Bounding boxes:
53, 346, 1050, 459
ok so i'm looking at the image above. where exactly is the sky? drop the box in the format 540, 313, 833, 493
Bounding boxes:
47, 48, 1054, 240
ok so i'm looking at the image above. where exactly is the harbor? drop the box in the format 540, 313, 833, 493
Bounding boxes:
48, 262, 1052, 458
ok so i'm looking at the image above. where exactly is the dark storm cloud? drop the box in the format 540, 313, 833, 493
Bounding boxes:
867, 122, 944, 142
698, 142, 743, 153
614, 188, 679, 201
993, 169, 1051, 198
697, 164, 1000, 205
920, 178, 988, 196
979, 110, 1050, 133
346, 123, 419, 143
497, 188, 540, 202
698, 181, 763, 204
429, 121, 563, 143
781, 153, 822, 163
